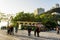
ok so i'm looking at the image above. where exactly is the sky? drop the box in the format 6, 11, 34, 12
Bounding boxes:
0, 0, 60, 14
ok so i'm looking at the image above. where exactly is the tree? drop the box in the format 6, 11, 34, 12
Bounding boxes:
34, 15, 41, 22
40, 13, 57, 29
12, 12, 36, 22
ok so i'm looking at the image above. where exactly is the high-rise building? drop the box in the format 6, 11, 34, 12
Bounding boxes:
52, 3, 60, 9
34, 8, 45, 15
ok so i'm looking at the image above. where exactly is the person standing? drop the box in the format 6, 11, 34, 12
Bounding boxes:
34, 26, 40, 37
27, 25, 32, 36
15, 23, 19, 33
7, 26, 10, 35
56, 27, 59, 34
34, 23, 42, 37
10, 25, 14, 35
7, 25, 14, 35
56, 25, 60, 34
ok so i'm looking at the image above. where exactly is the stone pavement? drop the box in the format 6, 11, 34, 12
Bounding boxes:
0, 30, 60, 40
0, 30, 19, 40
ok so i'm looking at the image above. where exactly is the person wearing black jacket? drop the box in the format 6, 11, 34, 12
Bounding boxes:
27, 25, 32, 36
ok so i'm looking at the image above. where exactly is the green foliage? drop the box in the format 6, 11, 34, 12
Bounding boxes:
11, 10, 60, 30
40, 13, 58, 29
12, 12, 41, 22
44, 21, 57, 29
34, 15, 41, 22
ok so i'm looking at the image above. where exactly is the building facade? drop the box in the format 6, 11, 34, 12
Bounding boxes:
34, 8, 45, 15
52, 3, 60, 9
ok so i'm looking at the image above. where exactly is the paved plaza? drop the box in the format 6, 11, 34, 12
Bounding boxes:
0, 30, 60, 40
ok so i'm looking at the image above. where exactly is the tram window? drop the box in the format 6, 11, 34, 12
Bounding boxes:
20, 23, 23, 25
25, 23, 27, 24
29, 23, 31, 25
